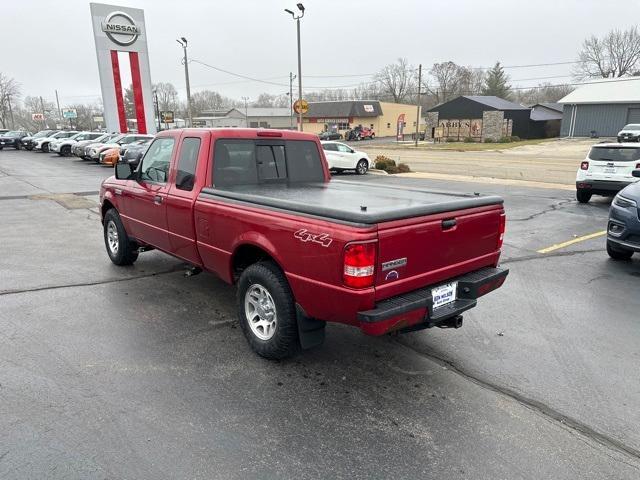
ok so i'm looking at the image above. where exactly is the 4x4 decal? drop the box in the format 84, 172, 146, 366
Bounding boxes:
294, 229, 333, 248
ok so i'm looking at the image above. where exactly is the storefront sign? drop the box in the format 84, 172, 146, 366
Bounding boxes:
62, 108, 78, 119
32, 113, 44, 121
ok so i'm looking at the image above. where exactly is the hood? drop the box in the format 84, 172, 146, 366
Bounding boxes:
618, 129, 640, 135
619, 180, 640, 200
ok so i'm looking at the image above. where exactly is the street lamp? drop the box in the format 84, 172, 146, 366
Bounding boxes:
284, 3, 305, 131
176, 37, 193, 128
241, 96, 249, 127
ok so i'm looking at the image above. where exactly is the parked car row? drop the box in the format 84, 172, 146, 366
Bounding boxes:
575, 141, 640, 260
4, 128, 153, 166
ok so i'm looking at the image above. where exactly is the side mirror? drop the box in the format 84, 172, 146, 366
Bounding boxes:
115, 161, 134, 180
633, 169, 640, 178
127, 155, 141, 168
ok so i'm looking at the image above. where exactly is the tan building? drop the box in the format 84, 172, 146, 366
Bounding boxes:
303, 101, 421, 138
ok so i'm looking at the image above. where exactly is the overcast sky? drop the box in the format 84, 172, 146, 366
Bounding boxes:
3, 0, 639, 107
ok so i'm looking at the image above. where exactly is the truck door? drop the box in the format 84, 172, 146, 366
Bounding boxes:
126, 137, 175, 251
165, 132, 207, 265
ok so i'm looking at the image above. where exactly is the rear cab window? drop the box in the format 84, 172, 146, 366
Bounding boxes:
175, 137, 201, 191
589, 147, 640, 162
213, 139, 324, 187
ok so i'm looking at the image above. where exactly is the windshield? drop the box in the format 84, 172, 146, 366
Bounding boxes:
109, 134, 126, 143
33, 131, 52, 138
622, 124, 640, 131
6, 131, 21, 136
589, 146, 640, 162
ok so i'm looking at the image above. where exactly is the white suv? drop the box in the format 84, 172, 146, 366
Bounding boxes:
321, 141, 371, 175
50, 132, 104, 156
576, 143, 640, 203
33, 131, 79, 153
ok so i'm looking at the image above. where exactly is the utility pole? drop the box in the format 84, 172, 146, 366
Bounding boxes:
177, 37, 193, 127
153, 89, 161, 131
40, 96, 47, 129
289, 72, 296, 129
55, 90, 62, 121
241, 96, 249, 127
285, 4, 305, 131
414, 63, 422, 147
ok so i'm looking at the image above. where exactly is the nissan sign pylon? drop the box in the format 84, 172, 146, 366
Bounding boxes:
90, 3, 156, 134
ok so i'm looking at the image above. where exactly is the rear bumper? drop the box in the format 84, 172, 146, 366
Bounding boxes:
576, 180, 631, 195
357, 266, 509, 335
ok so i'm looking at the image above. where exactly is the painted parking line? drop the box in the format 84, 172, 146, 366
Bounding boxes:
537, 230, 607, 254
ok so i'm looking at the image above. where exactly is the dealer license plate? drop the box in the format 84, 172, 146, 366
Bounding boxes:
432, 282, 457, 309
604, 167, 616, 174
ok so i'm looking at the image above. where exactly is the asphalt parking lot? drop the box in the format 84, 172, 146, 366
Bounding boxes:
1, 148, 639, 479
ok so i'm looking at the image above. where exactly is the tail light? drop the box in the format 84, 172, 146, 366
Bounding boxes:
343, 242, 376, 288
580, 161, 589, 170
636, 163, 640, 169
498, 213, 506, 249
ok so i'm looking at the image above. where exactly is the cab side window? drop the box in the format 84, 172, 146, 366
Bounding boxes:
139, 137, 175, 184
176, 137, 201, 191
336, 144, 351, 153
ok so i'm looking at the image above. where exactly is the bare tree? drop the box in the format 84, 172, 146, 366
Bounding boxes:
374, 58, 415, 103
153, 82, 179, 113
513, 83, 575, 105
575, 26, 640, 79
0, 72, 21, 128
190, 90, 225, 115
427, 62, 482, 104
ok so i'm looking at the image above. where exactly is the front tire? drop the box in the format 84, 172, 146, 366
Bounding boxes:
356, 159, 368, 175
576, 189, 592, 203
41, 143, 49, 153
607, 241, 634, 260
237, 261, 299, 360
61, 145, 71, 156
103, 209, 138, 265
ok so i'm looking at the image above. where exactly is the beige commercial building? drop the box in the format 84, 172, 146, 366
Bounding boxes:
303, 101, 421, 138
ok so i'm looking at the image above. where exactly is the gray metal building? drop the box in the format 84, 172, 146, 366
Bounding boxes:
559, 78, 640, 137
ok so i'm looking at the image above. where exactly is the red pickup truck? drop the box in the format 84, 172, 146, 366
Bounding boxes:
100, 128, 508, 359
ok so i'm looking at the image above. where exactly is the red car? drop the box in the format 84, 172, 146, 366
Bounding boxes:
100, 128, 508, 359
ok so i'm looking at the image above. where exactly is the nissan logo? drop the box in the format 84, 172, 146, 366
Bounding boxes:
101, 11, 141, 46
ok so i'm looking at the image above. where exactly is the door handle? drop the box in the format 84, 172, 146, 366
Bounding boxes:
442, 218, 457, 230
154, 195, 163, 205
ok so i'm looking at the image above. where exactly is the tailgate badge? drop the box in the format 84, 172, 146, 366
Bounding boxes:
385, 270, 399, 281
382, 257, 407, 271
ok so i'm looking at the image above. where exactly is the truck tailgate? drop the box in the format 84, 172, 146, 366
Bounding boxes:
375, 205, 504, 301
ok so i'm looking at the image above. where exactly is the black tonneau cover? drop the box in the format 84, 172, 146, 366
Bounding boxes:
199, 180, 503, 225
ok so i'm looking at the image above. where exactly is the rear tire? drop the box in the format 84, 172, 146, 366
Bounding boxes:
103, 209, 139, 266
237, 261, 299, 360
576, 189, 592, 203
607, 241, 634, 260
356, 159, 368, 175
42, 143, 49, 153
61, 145, 71, 156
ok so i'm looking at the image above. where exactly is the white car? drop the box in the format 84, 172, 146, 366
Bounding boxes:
576, 143, 640, 203
321, 141, 371, 175
33, 131, 79, 153
50, 131, 105, 156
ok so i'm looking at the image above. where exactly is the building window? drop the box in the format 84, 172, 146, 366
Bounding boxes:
250, 121, 259, 128
413, 121, 417, 126
259, 121, 269, 128
370, 124, 374, 128
386, 122, 391, 128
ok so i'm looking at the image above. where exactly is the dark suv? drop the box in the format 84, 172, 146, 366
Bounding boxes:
607, 169, 640, 260
0, 130, 31, 150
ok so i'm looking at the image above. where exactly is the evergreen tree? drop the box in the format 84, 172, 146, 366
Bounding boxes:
482, 62, 512, 99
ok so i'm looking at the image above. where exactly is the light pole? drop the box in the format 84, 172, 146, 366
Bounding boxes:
176, 37, 193, 128
153, 89, 162, 131
288, 72, 296, 129
284, 3, 305, 131
241, 96, 249, 127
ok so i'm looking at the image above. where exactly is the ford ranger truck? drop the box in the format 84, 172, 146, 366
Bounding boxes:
99, 129, 508, 359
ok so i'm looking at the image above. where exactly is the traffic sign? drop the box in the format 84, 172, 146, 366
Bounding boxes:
293, 99, 308, 115
161, 111, 174, 123
62, 108, 78, 119
32, 113, 45, 121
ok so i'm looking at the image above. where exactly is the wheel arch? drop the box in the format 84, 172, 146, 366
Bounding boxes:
231, 239, 286, 284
